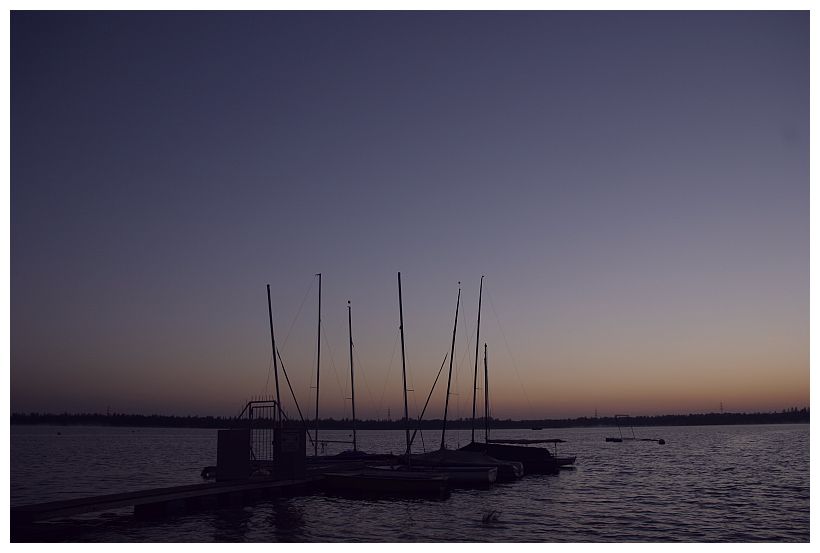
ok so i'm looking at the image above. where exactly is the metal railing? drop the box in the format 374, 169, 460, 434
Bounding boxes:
236, 399, 281, 462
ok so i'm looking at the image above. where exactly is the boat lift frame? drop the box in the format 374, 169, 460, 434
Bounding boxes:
605, 414, 665, 444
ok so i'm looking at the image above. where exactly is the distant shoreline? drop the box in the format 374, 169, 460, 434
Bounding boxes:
10, 409, 808, 430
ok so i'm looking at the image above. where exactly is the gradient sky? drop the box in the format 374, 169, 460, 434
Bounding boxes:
10, 11, 808, 420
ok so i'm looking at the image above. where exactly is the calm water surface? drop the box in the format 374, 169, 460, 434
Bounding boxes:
10, 424, 809, 542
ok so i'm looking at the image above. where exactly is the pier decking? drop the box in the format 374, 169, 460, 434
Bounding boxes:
11, 475, 321, 526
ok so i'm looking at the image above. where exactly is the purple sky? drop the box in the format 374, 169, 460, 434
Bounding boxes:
11, 11, 808, 419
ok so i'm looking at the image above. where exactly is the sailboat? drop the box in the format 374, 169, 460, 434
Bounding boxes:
459, 279, 560, 475
266, 276, 393, 467
479, 437, 577, 468
322, 302, 398, 464
392, 278, 521, 485
458, 343, 558, 474
321, 273, 453, 497
305, 274, 351, 462
310, 295, 396, 465
371, 275, 503, 489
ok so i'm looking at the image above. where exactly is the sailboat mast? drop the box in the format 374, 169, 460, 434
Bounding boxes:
470, 275, 484, 443
484, 342, 489, 442
315, 272, 321, 457
266, 285, 282, 429
440, 282, 461, 450
347, 300, 357, 452
397, 272, 410, 458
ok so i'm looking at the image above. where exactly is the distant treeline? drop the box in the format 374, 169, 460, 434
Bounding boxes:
10, 407, 808, 430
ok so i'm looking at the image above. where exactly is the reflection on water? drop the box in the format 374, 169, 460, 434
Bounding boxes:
10, 424, 810, 542
211, 505, 254, 542
267, 500, 306, 542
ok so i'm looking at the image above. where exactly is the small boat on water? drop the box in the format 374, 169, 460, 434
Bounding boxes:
455, 278, 561, 476
322, 468, 450, 498
532, 438, 577, 468
546, 439, 576, 468
461, 439, 560, 475
459, 339, 561, 475
556, 455, 577, 467
605, 437, 665, 444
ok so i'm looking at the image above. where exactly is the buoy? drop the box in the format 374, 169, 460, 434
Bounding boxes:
658, 439, 665, 445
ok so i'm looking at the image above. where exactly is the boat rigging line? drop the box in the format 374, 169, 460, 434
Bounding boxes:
320, 318, 349, 421
264, 273, 316, 443
471, 275, 484, 443
375, 330, 400, 420
352, 340, 377, 419
440, 282, 461, 450
485, 288, 534, 415
397, 271, 411, 461
266, 285, 283, 426
347, 301, 357, 452
261, 354, 274, 399
484, 342, 489, 442
280, 276, 316, 349
403, 351, 426, 450
453, 285, 476, 448
275, 346, 315, 447
408, 351, 449, 449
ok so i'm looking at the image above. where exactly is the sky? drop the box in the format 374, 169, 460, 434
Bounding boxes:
10, 11, 808, 420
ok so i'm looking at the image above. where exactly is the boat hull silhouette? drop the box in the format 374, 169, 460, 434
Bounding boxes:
459, 442, 560, 475
404, 448, 523, 481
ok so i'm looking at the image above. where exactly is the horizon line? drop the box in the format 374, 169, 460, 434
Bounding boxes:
10, 406, 809, 422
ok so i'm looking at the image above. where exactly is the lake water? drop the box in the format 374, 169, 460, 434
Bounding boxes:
10, 423, 810, 542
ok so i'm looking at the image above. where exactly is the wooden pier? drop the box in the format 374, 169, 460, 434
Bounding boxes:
11, 475, 321, 526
